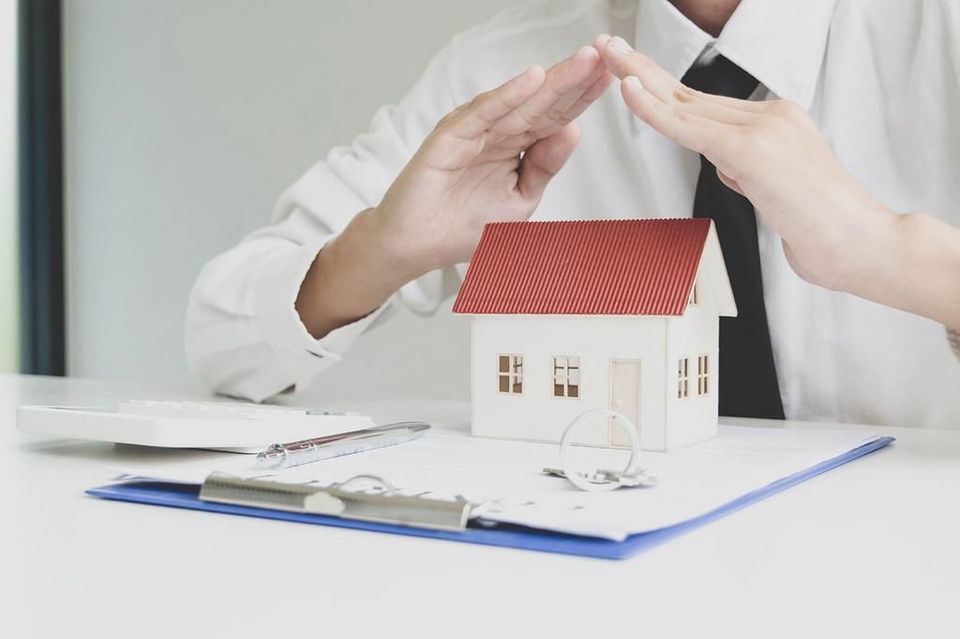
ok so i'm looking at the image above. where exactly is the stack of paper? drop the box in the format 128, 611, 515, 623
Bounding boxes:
109, 425, 891, 542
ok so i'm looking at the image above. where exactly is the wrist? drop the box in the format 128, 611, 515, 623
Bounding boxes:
365, 204, 449, 278
839, 209, 960, 328
296, 208, 423, 339
826, 198, 899, 295
325, 208, 425, 293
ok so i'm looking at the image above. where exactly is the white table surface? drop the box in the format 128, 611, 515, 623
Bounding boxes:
1, 373, 958, 638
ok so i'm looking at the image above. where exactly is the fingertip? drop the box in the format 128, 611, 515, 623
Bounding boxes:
594, 33, 613, 50
597, 41, 632, 79
576, 45, 599, 63
607, 36, 634, 55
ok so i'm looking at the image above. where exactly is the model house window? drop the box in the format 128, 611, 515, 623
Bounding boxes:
688, 280, 699, 305
498, 354, 523, 394
697, 355, 710, 396
553, 356, 580, 398
677, 358, 690, 399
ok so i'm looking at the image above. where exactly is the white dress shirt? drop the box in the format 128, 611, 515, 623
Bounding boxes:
186, 0, 960, 428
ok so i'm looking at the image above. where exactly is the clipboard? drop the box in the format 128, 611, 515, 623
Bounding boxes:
86, 436, 894, 560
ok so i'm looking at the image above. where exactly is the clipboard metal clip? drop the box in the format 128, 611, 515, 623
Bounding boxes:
198, 471, 472, 532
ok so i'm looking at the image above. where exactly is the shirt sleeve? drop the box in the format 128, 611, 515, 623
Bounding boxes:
948, 327, 960, 360
185, 36, 468, 402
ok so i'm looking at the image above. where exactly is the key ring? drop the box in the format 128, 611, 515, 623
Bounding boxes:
558, 409, 643, 492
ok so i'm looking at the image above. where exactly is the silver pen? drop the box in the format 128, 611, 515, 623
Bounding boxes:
256, 421, 431, 469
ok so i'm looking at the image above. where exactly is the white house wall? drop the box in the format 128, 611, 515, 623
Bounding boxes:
470, 315, 668, 449
665, 288, 720, 449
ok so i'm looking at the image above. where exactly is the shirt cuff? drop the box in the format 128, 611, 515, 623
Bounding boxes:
252, 240, 390, 390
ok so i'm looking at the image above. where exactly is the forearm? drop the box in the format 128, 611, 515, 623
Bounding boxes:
842, 211, 960, 329
295, 48, 608, 340
295, 208, 428, 339
187, 235, 344, 401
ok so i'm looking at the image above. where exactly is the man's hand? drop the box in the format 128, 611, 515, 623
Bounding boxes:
598, 34, 960, 330
599, 34, 896, 292
375, 45, 612, 272
297, 46, 612, 338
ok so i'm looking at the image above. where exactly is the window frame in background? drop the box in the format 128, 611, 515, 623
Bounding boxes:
17, 0, 65, 375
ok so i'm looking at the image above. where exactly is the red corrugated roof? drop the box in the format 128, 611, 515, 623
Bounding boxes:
452, 218, 711, 316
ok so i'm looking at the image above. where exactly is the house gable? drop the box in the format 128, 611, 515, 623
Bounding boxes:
689, 221, 736, 318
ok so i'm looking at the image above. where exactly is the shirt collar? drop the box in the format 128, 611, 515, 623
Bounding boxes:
633, 0, 837, 109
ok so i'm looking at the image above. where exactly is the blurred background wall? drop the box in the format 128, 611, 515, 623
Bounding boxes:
60, 0, 518, 400
0, 0, 17, 373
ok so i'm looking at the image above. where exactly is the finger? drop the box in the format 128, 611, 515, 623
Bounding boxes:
602, 36, 767, 114
603, 39, 758, 126
669, 83, 759, 125
492, 46, 601, 136
516, 122, 580, 202
556, 68, 614, 125
592, 32, 614, 54
675, 84, 769, 112
621, 76, 728, 156
601, 37, 678, 102
441, 65, 546, 139
535, 61, 610, 132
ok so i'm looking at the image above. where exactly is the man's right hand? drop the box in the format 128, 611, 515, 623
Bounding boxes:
375, 45, 612, 271
296, 45, 612, 338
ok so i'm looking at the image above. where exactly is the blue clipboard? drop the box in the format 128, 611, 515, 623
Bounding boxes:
86, 436, 893, 560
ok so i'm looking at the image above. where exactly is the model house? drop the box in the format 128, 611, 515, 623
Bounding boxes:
452, 218, 736, 451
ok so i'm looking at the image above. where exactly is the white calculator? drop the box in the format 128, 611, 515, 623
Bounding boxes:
17, 400, 375, 452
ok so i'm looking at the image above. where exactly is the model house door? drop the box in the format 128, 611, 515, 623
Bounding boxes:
609, 359, 641, 447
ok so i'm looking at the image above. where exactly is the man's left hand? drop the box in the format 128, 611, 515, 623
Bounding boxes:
596, 34, 896, 294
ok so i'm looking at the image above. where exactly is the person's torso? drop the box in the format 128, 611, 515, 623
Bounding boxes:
448, 0, 960, 428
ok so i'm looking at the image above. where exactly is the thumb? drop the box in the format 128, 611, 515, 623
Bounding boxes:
717, 168, 745, 195
517, 122, 581, 203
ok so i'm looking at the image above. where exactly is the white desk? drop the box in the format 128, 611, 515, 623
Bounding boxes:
1, 373, 958, 638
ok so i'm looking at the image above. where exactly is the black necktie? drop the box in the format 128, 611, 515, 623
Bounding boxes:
681, 56, 785, 419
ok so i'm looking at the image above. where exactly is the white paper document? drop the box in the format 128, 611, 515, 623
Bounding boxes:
115, 425, 886, 541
